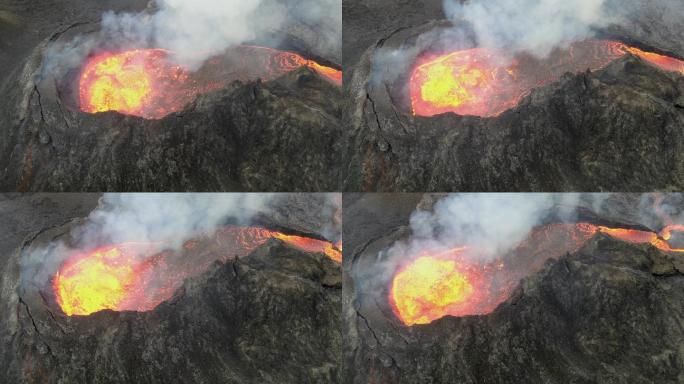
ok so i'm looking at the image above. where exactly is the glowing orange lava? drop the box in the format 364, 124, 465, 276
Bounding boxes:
53, 226, 341, 316
53, 243, 165, 316
389, 247, 508, 326
390, 254, 473, 325
271, 232, 342, 262
410, 40, 684, 117
79, 46, 342, 119
390, 222, 684, 326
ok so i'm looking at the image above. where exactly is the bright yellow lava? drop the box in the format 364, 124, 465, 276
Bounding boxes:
391, 256, 474, 326
80, 51, 154, 116
419, 58, 483, 109
53, 247, 135, 316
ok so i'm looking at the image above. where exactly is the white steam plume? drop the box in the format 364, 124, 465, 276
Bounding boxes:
443, 0, 614, 57
20, 193, 275, 292
75, 193, 273, 248
43, 0, 341, 75
100, 0, 284, 69
390, 194, 559, 261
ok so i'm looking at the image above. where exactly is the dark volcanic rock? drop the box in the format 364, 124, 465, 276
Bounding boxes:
343, 194, 684, 383
2, 66, 342, 192
10, 242, 341, 384
342, 0, 684, 192
0, 0, 342, 192
347, 235, 684, 384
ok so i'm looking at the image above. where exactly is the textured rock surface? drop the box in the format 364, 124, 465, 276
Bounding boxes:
0, 0, 342, 192
0, 194, 342, 383
342, 0, 684, 191
343, 194, 684, 383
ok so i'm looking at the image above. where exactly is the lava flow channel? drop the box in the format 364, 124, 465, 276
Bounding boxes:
53, 226, 341, 316
390, 223, 684, 326
79, 46, 342, 119
409, 39, 684, 117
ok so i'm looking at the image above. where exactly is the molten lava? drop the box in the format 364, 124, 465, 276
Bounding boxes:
390, 254, 474, 325
79, 46, 342, 119
53, 243, 165, 316
53, 226, 341, 316
390, 222, 684, 326
389, 247, 510, 326
410, 40, 684, 117
270, 232, 343, 262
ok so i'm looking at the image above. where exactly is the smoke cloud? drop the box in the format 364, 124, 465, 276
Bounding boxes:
74, 193, 274, 249
443, 0, 614, 57
42, 0, 341, 75
99, 0, 284, 69
388, 194, 560, 263
20, 193, 274, 291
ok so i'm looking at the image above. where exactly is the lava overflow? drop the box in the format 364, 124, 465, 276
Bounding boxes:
53, 226, 341, 316
79, 46, 342, 119
409, 39, 684, 117
390, 223, 684, 326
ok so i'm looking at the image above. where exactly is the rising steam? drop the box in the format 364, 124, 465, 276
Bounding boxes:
74, 193, 274, 249
390, 194, 561, 261
20, 193, 274, 291
100, 0, 282, 69
443, 0, 613, 57
43, 0, 341, 75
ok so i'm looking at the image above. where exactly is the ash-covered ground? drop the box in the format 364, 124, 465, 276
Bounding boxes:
343, 194, 684, 383
0, 194, 342, 383
0, 0, 342, 191
342, 0, 684, 191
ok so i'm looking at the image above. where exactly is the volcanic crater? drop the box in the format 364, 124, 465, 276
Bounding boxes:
342, 0, 684, 191
343, 193, 684, 383
0, 0, 343, 192
0, 194, 342, 383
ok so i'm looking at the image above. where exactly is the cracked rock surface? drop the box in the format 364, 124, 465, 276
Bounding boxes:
343, 194, 684, 383
342, 0, 684, 192
0, 194, 342, 383
0, 0, 342, 192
